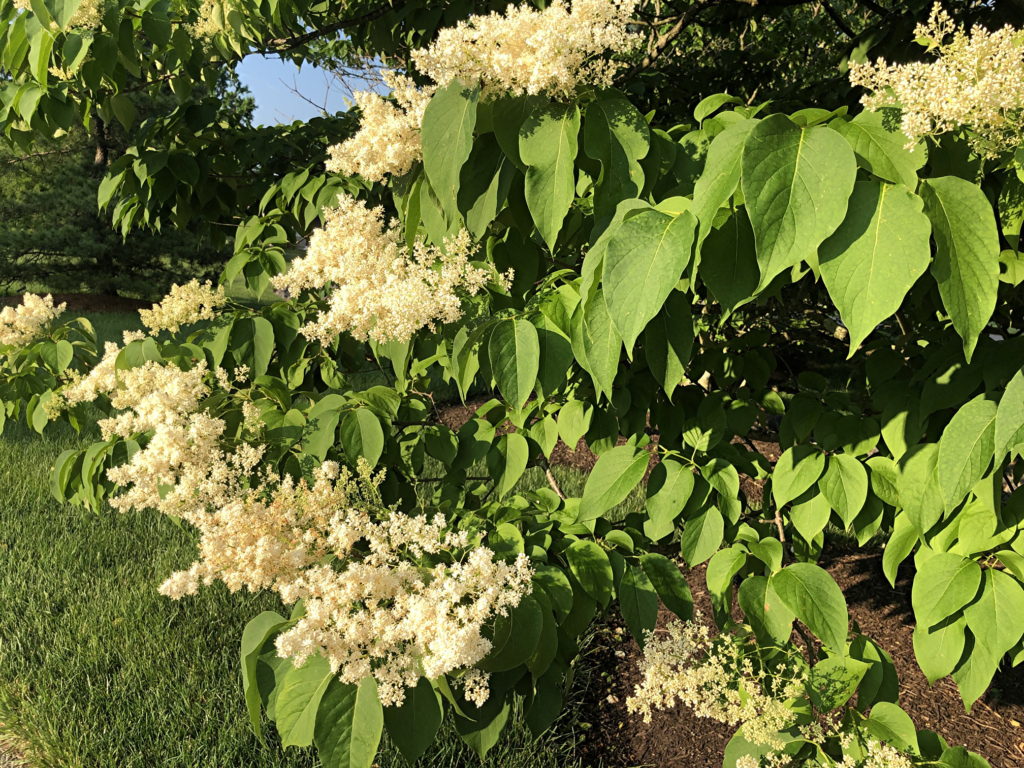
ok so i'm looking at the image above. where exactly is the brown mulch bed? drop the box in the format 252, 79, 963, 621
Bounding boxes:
577, 553, 1024, 768
0, 293, 149, 313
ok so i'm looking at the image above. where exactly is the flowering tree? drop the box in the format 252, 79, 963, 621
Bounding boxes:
3, 1, 1024, 767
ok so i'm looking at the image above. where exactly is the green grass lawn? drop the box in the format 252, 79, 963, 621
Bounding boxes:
0, 312, 597, 768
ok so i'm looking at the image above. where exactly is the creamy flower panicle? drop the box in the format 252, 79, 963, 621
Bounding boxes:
159, 458, 534, 708
411, 0, 640, 99
850, 3, 1024, 156
13, 0, 104, 28
0, 294, 66, 348
326, 0, 639, 182
67, 348, 533, 707
139, 279, 226, 334
272, 194, 508, 345
325, 72, 436, 183
627, 619, 804, 751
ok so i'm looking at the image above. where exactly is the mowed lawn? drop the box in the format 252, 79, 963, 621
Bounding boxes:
0, 313, 595, 768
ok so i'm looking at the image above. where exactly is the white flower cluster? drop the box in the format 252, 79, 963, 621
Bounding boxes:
412, 0, 639, 100
325, 72, 436, 183
836, 737, 915, 768
0, 294, 66, 348
326, 0, 638, 183
188, 0, 238, 38
850, 3, 1024, 156
13, 0, 104, 28
272, 194, 508, 344
161, 459, 533, 708
627, 619, 805, 751
70, 346, 533, 708
139, 279, 227, 334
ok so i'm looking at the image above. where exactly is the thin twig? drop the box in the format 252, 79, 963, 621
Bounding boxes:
821, 0, 856, 37
539, 456, 566, 500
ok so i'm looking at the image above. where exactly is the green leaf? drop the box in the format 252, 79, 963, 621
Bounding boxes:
741, 115, 856, 290
789, 491, 831, 544
492, 432, 529, 498
488, 317, 540, 410
939, 746, 993, 768
580, 444, 647, 522
819, 454, 868, 528
556, 399, 591, 448
820, 181, 932, 354
771, 563, 849, 651
459, 133, 514, 238
882, 514, 918, 588
772, 445, 825, 508
584, 90, 649, 224
897, 443, 944, 534
339, 409, 384, 468
29, 28, 54, 87
995, 370, 1024, 459
456, 699, 510, 759
305, 395, 345, 462
315, 677, 384, 768
421, 80, 479, 220
808, 655, 869, 711
643, 290, 694, 398
911, 551, 982, 630
565, 540, 614, 607
738, 575, 795, 645
706, 546, 747, 599
520, 101, 580, 251
701, 209, 759, 316
241, 611, 289, 741
640, 553, 693, 620
230, 316, 274, 378
692, 119, 757, 247
680, 506, 724, 566
694, 93, 742, 124
921, 177, 1001, 361
480, 594, 543, 672
275, 655, 334, 747
937, 395, 996, 509
46, 0, 83, 29
603, 208, 697, 353
644, 458, 695, 541
571, 291, 620, 398
110, 93, 137, 130
914, 614, 967, 684
865, 703, 919, 753
964, 569, 1024, 666
619, 564, 659, 645
951, 630, 998, 712
831, 111, 924, 189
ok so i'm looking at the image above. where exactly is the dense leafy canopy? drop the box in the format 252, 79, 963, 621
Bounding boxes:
3, 2, 1024, 768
